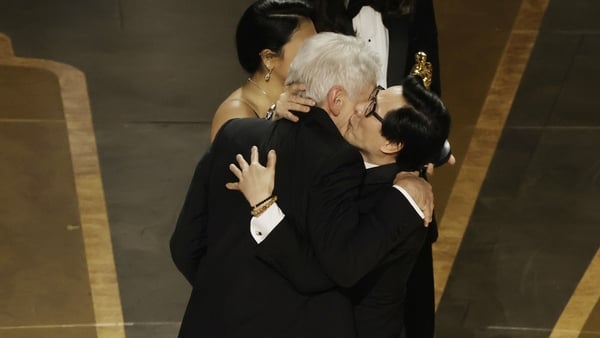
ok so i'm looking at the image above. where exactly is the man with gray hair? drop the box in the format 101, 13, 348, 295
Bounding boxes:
170, 32, 433, 338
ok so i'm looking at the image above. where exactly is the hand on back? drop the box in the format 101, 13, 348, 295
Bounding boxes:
274, 83, 316, 122
226, 146, 277, 207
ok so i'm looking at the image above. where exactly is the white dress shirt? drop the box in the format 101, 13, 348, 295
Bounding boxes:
352, 6, 389, 88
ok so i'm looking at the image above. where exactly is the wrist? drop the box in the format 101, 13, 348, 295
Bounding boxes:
249, 194, 274, 209
251, 195, 278, 217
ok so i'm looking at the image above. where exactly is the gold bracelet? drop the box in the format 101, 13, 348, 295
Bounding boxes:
251, 195, 278, 217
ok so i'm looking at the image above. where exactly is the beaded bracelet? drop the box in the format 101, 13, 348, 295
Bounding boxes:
251, 195, 278, 217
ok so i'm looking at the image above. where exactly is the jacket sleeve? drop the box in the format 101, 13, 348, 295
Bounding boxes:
257, 148, 424, 290
255, 217, 336, 294
170, 118, 271, 285
307, 163, 423, 288
169, 146, 213, 285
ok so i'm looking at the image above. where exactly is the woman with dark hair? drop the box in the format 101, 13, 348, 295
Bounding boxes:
209, 0, 316, 140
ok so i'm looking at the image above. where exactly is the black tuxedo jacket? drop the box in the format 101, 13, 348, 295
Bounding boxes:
351, 163, 427, 338
255, 163, 426, 338
171, 107, 420, 338
257, 113, 423, 291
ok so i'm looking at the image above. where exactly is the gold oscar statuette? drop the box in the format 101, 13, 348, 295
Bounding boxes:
409, 51, 433, 90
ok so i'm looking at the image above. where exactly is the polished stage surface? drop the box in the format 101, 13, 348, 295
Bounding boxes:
0, 0, 598, 337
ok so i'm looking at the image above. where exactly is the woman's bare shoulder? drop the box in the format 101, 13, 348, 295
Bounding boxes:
210, 88, 257, 140
214, 89, 256, 119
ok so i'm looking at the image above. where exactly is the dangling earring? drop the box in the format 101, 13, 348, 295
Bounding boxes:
265, 68, 272, 82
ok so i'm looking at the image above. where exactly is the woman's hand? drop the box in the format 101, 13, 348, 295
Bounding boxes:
274, 82, 315, 122
225, 146, 277, 206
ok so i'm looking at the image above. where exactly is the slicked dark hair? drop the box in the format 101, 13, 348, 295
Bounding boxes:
236, 0, 314, 74
380, 75, 450, 170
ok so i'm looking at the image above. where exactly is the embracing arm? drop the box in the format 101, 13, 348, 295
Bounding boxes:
252, 193, 424, 293
255, 215, 336, 293
226, 146, 335, 293
231, 147, 429, 291
303, 160, 425, 288
273, 82, 315, 123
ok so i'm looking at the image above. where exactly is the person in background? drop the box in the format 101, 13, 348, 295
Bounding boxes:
209, 0, 316, 141
348, 0, 441, 93
310, 0, 354, 35
289, 0, 441, 93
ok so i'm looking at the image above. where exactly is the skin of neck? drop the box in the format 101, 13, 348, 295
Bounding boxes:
248, 72, 284, 103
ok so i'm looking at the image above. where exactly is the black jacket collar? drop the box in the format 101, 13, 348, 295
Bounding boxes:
363, 163, 399, 186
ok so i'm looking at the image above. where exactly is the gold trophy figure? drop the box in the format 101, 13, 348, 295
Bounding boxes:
409, 51, 433, 90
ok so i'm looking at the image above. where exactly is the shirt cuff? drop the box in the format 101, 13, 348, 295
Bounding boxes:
392, 185, 425, 219
250, 202, 285, 243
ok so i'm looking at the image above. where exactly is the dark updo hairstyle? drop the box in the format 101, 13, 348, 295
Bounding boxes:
380, 75, 450, 170
236, 0, 314, 74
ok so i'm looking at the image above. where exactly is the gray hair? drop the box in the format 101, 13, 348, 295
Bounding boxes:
285, 32, 381, 103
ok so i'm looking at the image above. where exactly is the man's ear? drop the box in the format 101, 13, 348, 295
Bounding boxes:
380, 141, 403, 156
326, 86, 344, 116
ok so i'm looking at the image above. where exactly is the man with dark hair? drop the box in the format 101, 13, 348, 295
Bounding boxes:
343, 75, 449, 338
230, 74, 450, 338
